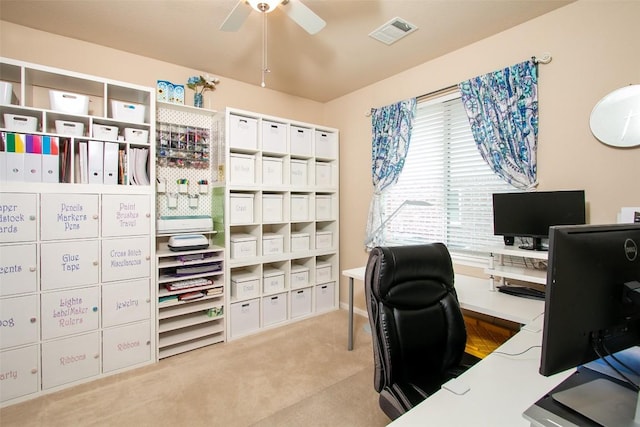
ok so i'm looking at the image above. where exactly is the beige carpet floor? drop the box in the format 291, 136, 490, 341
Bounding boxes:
0, 310, 390, 427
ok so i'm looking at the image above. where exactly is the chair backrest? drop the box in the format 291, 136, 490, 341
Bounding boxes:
365, 243, 468, 395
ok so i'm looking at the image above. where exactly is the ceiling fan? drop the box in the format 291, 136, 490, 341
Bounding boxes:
220, 0, 326, 35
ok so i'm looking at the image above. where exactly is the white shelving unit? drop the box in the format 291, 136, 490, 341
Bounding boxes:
154, 103, 226, 359
0, 58, 155, 407
485, 246, 548, 291
218, 107, 340, 340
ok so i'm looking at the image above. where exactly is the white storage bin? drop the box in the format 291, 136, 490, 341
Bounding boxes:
315, 282, 336, 312
262, 193, 283, 223
55, 120, 84, 136
229, 193, 255, 224
291, 265, 310, 288
93, 124, 119, 140
316, 262, 332, 283
315, 195, 332, 220
231, 271, 260, 300
315, 231, 333, 250
111, 100, 146, 123
230, 233, 257, 259
262, 120, 286, 153
315, 162, 332, 187
230, 299, 260, 338
291, 232, 310, 252
290, 159, 308, 187
49, 90, 89, 115
4, 114, 38, 132
262, 156, 283, 185
315, 130, 337, 159
229, 153, 256, 185
291, 287, 312, 318
229, 115, 258, 150
291, 194, 309, 221
124, 128, 149, 143
262, 233, 284, 255
290, 125, 312, 156
263, 267, 285, 293
262, 293, 288, 326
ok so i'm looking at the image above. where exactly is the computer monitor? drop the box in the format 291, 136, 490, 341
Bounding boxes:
492, 190, 586, 251
537, 223, 640, 425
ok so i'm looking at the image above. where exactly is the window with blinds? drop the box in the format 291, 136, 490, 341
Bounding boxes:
381, 93, 518, 256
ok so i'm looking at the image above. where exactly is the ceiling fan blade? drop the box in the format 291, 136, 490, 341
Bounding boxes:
220, 1, 252, 32
280, 0, 326, 35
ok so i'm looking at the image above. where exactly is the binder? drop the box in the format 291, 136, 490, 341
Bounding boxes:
88, 140, 103, 184
42, 136, 60, 183
24, 134, 43, 182
0, 132, 6, 182
78, 142, 88, 184
5, 133, 25, 181
103, 142, 118, 184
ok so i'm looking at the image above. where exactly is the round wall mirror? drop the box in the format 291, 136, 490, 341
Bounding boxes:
590, 84, 640, 148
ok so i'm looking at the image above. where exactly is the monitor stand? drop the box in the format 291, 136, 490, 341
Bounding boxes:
551, 378, 640, 427
518, 237, 547, 251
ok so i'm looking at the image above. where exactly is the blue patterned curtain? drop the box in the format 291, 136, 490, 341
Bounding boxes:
364, 98, 417, 248
458, 59, 538, 189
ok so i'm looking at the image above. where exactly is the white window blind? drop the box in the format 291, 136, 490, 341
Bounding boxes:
381, 94, 518, 255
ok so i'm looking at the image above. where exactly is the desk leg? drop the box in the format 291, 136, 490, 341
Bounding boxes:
348, 277, 354, 351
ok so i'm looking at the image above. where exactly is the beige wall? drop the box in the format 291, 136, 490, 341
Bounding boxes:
2, 1, 640, 316
325, 1, 640, 314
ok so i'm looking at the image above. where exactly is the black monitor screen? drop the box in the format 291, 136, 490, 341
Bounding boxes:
540, 223, 640, 377
493, 190, 586, 250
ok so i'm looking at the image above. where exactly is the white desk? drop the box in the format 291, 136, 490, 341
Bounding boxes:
388, 314, 574, 426
341, 266, 545, 350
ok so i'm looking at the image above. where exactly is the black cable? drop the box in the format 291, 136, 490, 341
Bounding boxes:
602, 341, 640, 377
592, 338, 640, 392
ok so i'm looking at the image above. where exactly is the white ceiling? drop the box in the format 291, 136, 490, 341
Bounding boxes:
0, 0, 574, 102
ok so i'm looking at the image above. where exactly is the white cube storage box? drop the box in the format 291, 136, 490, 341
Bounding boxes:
315, 231, 333, 250
55, 120, 84, 136
291, 232, 310, 252
93, 124, 119, 140
290, 265, 310, 288
262, 157, 283, 185
290, 194, 309, 221
124, 128, 149, 143
228, 115, 257, 150
4, 114, 38, 132
315, 282, 335, 312
263, 267, 285, 293
261, 121, 287, 153
262, 194, 283, 223
290, 126, 312, 157
290, 159, 308, 187
315, 130, 337, 159
315, 195, 332, 220
49, 90, 89, 115
229, 153, 256, 185
315, 162, 332, 187
110, 100, 146, 123
231, 271, 260, 300
316, 261, 332, 283
230, 234, 257, 259
230, 299, 260, 338
229, 193, 255, 224
290, 288, 312, 318
262, 233, 284, 255
262, 293, 287, 326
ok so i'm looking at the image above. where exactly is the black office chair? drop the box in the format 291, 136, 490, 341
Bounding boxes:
364, 243, 479, 420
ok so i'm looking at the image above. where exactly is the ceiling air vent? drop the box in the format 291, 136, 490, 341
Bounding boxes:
369, 17, 418, 45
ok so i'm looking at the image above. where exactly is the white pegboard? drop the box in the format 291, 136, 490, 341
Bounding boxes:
156, 105, 221, 219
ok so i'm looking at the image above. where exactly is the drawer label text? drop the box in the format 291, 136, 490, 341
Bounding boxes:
109, 248, 143, 268
0, 203, 26, 235
56, 203, 88, 232
115, 202, 139, 228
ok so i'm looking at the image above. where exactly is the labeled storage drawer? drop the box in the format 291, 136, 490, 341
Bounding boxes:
290, 159, 308, 187
262, 156, 283, 185
262, 233, 284, 255
40, 239, 99, 290
0, 345, 39, 403
102, 321, 151, 373
229, 193, 255, 224
230, 233, 257, 259
230, 299, 260, 338
290, 265, 310, 288
102, 279, 150, 327
315, 195, 332, 220
290, 125, 312, 156
263, 267, 285, 293
41, 332, 100, 390
262, 293, 287, 326
290, 287, 312, 318
315, 231, 333, 249
102, 194, 151, 237
291, 232, 310, 252
228, 115, 257, 150
290, 194, 309, 221
316, 261, 332, 284
0, 193, 37, 243
262, 120, 286, 153
0, 244, 37, 296
315, 282, 335, 312
315, 161, 332, 187
40, 193, 99, 241
41, 286, 100, 340
101, 236, 150, 283
262, 193, 283, 223
229, 153, 256, 185
231, 271, 260, 300
0, 295, 38, 349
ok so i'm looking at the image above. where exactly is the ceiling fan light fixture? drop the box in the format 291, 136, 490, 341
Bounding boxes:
247, 0, 281, 13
